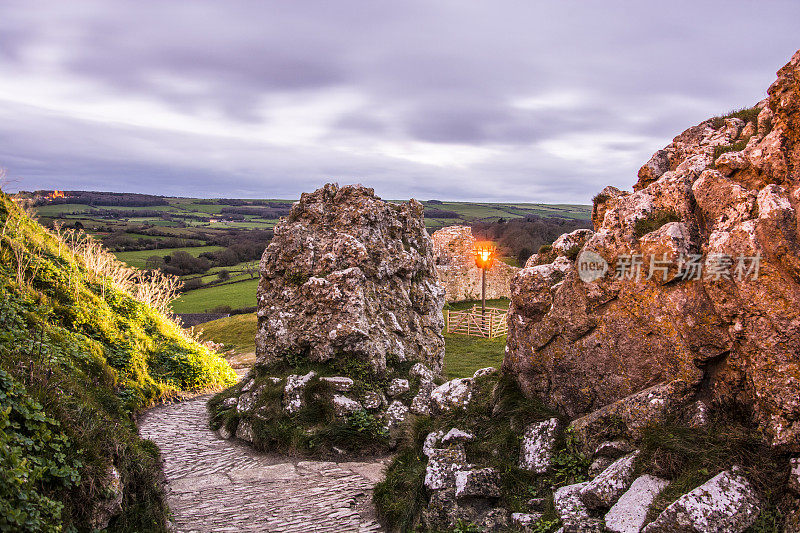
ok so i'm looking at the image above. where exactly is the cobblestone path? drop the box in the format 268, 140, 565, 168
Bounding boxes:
139, 396, 388, 532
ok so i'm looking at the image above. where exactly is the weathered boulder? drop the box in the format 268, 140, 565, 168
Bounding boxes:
569, 382, 691, 452
256, 183, 445, 375
320, 376, 354, 392
236, 419, 255, 442
580, 451, 640, 509
505, 50, 800, 450
432, 225, 519, 302
642, 469, 761, 533
282, 371, 316, 414
519, 418, 560, 473
362, 390, 383, 410
454, 468, 501, 499
511, 512, 544, 530
384, 400, 409, 430
554, 481, 604, 532
424, 447, 469, 490
605, 475, 669, 533
410, 362, 436, 383
410, 380, 435, 415
387, 378, 410, 397
332, 395, 362, 417
431, 378, 473, 413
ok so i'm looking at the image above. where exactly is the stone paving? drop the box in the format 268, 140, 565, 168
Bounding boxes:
139, 395, 388, 532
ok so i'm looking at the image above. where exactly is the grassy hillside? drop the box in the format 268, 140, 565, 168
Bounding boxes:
0, 191, 237, 531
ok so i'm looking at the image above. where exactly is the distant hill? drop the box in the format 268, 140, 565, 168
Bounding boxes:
0, 190, 236, 531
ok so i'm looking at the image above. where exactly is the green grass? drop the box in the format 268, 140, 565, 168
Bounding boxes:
373, 374, 570, 532
34, 203, 98, 216
421, 201, 591, 223
442, 332, 505, 379
171, 278, 259, 313
198, 313, 258, 353
638, 413, 788, 531
114, 245, 223, 269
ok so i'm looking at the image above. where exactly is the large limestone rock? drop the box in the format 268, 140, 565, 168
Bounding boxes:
256, 184, 445, 374
605, 475, 669, 533
642, 469, 761, 533
432, 225, 519, 302
504, 49, 800, 450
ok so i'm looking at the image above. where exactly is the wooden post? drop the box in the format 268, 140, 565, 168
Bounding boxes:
481, 267, 486, 317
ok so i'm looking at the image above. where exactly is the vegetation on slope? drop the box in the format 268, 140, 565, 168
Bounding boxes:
373, 373, 578, 532
0, 190, 236, 531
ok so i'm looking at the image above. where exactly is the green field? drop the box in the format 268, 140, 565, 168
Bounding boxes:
115, 245, 224, 269
171, 278, 259, 313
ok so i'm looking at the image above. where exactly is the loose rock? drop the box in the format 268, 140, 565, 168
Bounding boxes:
580, 451, 640, 509
642, 469, 762, 533
320, 376, 354, 392
605, 475, 669, 533
454, 468, 501, 499
519, 418, 560, 473
332, 395, 362, 417
424, 447, 468, 490
431, 378, 473, 412
282, 371, 316, 414
387, 378, 410, 397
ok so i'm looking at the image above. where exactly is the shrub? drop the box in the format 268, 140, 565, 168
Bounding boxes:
713, 139, 749, 161
723, 106, 760, 125
0, 369, 81, 532
592, 192, 609, 206
633, 209, 681, 238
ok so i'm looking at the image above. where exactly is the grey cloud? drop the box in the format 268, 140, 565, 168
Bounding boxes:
0, 0, 799, 203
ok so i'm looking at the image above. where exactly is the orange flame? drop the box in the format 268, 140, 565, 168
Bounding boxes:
473, 241, 497, 270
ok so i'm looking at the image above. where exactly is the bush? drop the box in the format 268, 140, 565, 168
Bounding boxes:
723, 106, 760, 126
713, 139, 749, 161
633, 209, 681, 238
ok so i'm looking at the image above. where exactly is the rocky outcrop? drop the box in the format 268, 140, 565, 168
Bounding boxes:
256, 183, 445, 374
432, 225, 519, 302
505, 49, 800, 451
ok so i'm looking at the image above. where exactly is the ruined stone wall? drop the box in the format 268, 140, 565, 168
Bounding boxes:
431, 225, 518, 303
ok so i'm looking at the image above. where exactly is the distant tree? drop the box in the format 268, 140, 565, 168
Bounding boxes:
145, 255, 165, 270
243, 261, 258, 279
217, 269, 230, 281
517, 247, 531, 266
73, 220, 84, 230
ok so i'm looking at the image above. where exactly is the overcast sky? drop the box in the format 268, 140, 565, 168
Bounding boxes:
0, 1, 798, 202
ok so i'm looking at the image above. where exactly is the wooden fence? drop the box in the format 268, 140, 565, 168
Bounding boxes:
445, 306, 508, 338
